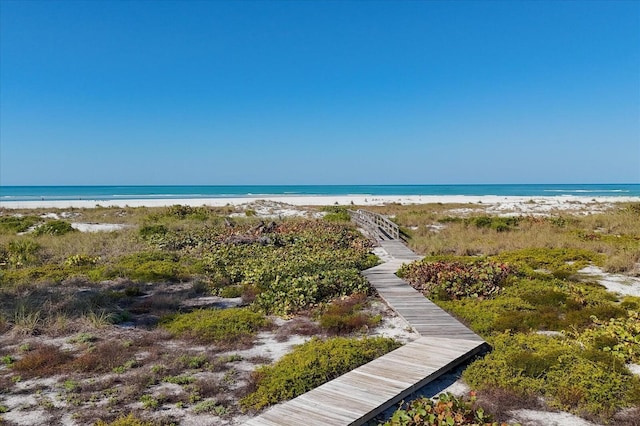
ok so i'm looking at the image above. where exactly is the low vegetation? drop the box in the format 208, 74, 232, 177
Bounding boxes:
382, 202, 640, 424
322, 206, 352, 222
240, 336, 400, 411
161, 307, 270, 346
317, 293, 381, 335
382, 392, 513, 426
33, 219, 76, 236
398, 259, 512, 300
1, 202, 639, 424
463, 333, 640, 421
0, 205, 387, 424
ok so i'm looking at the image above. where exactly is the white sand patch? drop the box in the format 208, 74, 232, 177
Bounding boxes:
231, 332, 311, 367
180, 296, 243, 310
158, 410, 243, 426
2, 408, 51, 426
228, 200, 323, 219
13, 376, 59, 393
368, 300, 418, 343
2, 393, 38, 410
40, 212, 81, 219
70, 222, 129, 232
578, 265, 640, 297
414, 370, 470, 398
508, 409, 599, 426
40, 213, 60, 219
426, 223, 447, 232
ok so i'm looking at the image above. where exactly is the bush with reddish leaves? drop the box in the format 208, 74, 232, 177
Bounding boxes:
382, 392, 514, 426
11, 345, 73, 377
398, 260, 512, 300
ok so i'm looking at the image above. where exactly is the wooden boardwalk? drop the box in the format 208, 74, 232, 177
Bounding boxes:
245, 213, 488, 426
243, 337, 485, 426
363, 241, 484, 342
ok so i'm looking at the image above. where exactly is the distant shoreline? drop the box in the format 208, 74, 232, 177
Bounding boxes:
2, 194, 640, 210
2, 183, 639, 203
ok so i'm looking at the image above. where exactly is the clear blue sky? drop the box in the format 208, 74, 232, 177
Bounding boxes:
1, 0, 638, 185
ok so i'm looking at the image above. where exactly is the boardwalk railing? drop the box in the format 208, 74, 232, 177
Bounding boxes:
348, 209, 400, 241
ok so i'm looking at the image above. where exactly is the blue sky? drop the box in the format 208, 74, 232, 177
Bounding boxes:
1, 0, 638, 185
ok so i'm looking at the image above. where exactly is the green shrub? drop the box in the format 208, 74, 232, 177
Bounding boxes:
545, 354, 640, 418
470, 216, 520, 232
463, 332, 640, 421
254, 269, 371, 315
139, 394, 160, 410
240, 336, 400, 410
192, 399, 228, 415
437, 296, 534, 336
438, 276, 628, 335
398, 259, 512, 300
139, 224, 168, 239
382, 392, 505, 426
33, 220, 76, 236
165, 205, 210, 220
65, 254, 100, 267
491, 248, 603, 278
0, 264, 74, 285
162, 374, 195, 385
5, 239, 40, 267
162, 308, 269, 345
101, 252, 190, 282
318, 293, 380, 335
219, 285, 243, 298
1, 355, 14, 366
199, 220, 376, 315
436, 215, 519, 232
0, 216, 40, 234
323, 206, 351, 222
568, 311, 640, 363
177, 354, 208, 369
94, 413, 153, 426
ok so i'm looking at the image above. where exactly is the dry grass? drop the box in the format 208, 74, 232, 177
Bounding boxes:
317, 293, 380, 335
613, 407, 640, 426
475, 387, 545, 423
369, 204, 640, 263
605, 250, 640, 274
274, 317, 322, 342
12, 345, 73, 377
71, 341, 137, 373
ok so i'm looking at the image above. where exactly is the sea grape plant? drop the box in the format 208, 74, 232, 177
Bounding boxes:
398, 260, 512, 300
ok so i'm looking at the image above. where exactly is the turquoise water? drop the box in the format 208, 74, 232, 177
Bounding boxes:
1, 184, 639, 202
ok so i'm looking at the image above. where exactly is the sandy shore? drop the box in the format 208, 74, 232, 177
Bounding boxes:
1, 195, 639, 210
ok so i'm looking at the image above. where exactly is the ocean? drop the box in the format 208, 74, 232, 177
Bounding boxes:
1, 184, 639, 202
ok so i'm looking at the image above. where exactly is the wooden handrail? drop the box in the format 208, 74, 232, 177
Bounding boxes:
348, 209, 401, 241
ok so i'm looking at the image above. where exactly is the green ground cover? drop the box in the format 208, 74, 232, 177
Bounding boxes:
385, 203, 640, 424
240, 336, 400, 411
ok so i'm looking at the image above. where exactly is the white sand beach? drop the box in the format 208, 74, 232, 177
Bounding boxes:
2, 195, 639, 213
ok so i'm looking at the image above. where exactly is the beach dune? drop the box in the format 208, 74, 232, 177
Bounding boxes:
1, 195, 639, 215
